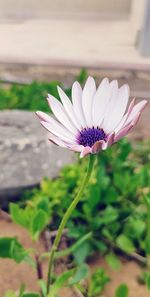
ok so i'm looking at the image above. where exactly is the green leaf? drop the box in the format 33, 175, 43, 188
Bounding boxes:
73, 242, 91, 264
93, 240, 107, 254
39, 280, 47, 297
54, 232, 92, 259
115, 284, 128, 297
88, 268, 110, 297
10, 239, 28, 263
146, 273, 150, 291
105, 253, 121, 271
0, 237, 14, 258
69, 264, 89, 285
144, 196, 150, 210
10, 203, 30, 229
37, 199, 49, 214
116, 235, 135, 253
5, 291, 16, 297
18, 284, 26, 297
75, 69, 88, 84
100, 206, 118, 225
145, 238, 150, 255
24, 255, 36, 269
31, 210, 49, 240
0, 237, 29, 264
48, 270, 74, 296
132, 219, 145, 237
125, 218, 145, 239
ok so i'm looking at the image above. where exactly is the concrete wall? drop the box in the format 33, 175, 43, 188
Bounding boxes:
0, 0, 131, 20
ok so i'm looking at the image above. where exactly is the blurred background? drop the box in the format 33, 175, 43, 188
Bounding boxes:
0, 1, 150, 296
0, 0, 150, 72
1, 0, 150, 194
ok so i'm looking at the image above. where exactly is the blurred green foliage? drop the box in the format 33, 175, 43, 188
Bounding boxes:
2, 138, 150, 296
87, 268, 110, 297
10, 139, 150, 264
0, 69, 88, 111
0, 81, 60, 111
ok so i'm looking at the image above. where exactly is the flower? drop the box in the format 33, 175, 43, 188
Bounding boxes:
36, 77, 147, 158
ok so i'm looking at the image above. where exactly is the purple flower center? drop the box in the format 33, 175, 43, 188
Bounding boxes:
77, 127, 106, 147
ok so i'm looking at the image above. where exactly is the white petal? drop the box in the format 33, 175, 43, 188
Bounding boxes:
40, 116, 76, 144
114, 112, 141, 142
123, 100, 147, 126
92, 78, 111, 127
82, 76, 96, 126
114, 98, 136, 133
69, 144, 84, 153
72, 81, 86, 127
49, 134, 68, 148
103, 84, 130, 133
47, 94, 77, 134
36, 111, 53, 122
57, 86, 81, 130
101, 80, 119, 131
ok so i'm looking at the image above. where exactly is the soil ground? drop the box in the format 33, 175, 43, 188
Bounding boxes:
0, 215, 149, 297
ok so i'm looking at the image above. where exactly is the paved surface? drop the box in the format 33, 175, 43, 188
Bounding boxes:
0, 17, 150, 69
0, 110, 74, 207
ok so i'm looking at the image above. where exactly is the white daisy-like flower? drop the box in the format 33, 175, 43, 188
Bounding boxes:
36, 77, 147, 158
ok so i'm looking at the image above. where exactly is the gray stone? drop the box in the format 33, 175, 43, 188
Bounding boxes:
0, 110, 74, 207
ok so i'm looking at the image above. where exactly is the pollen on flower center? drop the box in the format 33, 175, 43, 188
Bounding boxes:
77, 127, 107, 147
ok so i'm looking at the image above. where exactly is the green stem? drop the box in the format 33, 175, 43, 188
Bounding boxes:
146, 204, 150, 269
41, 232, 92, 260
46, 154, 95, 295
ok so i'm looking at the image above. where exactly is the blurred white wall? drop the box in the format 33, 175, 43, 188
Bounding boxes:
0, 0, 131, 20
131, 0, 146, 31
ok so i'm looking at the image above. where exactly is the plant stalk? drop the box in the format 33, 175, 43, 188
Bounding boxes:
146, 202, 150, 269
46, 154, 95, 295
